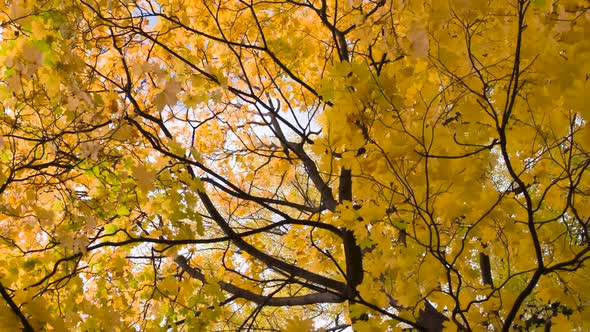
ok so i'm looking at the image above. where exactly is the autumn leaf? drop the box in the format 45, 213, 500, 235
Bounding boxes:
132, 164, 156, 193
282, 318, 314, 332
154, 79, 182, 111
408, 21, 429, 58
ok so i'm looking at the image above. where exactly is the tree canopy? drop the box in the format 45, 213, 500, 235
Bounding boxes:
0, 0, 589, 330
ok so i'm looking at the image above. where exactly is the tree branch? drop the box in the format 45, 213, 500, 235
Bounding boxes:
175, 256, 344, 306
0, 281, 34, 332
197, 190, 348, 293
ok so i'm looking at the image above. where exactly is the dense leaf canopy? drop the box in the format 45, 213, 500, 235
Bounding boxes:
0, 0, 589, 330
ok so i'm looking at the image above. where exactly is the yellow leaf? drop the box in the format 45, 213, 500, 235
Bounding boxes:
282, 318, 314, 332
132, 164, 156, 193
552, 314, 574, 330
409, 22, 429, 58
155, 79, 182, 111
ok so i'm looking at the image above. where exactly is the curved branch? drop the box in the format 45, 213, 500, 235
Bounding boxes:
197, 190, 348, 294
175, 256, 344, 306
0, 281, 34, 332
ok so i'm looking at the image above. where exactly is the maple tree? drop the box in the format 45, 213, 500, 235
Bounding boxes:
0, 0, 589, 330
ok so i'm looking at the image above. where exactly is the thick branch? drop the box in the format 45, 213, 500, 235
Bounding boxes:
339, 168, 363, 289
0, 281, 34, 332
287, 141, 338, 211
197, 190, 348, 294
176, 256, 344, 306
416, 301, 449, 332
479, 252, 494, 287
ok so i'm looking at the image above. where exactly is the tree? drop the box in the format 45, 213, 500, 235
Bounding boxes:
0, 0, 589, 330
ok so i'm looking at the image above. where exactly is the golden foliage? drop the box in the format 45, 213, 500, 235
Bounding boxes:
0, 0, 589, 330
